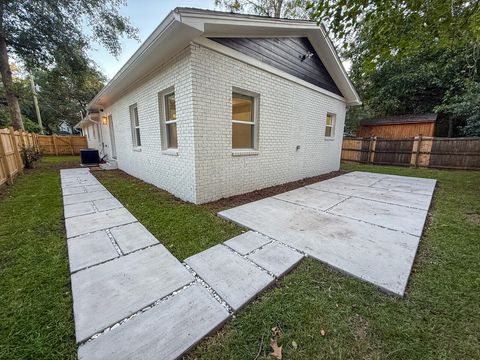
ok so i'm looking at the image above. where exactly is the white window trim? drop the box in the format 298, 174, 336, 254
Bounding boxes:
325, 112, 336, 139
158, 87, 178, 151
130, 103, 141, 149
232, 87, 260, 152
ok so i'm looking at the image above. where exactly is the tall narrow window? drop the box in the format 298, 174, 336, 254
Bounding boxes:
325, 113, 336, 138
130, 104, 141, 147
232, 92, 257, 149
163, 92, 177, 148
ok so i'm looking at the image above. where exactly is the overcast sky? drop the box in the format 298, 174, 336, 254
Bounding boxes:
88, 0, 350, 80
88, 0, 214, 79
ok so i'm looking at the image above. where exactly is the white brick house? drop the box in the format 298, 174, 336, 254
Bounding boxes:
76, 8, 361, 204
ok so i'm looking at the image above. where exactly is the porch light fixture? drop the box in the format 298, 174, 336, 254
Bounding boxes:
102, 116, 108, 125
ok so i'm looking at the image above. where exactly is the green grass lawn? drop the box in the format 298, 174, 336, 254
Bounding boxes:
1, 158, 479, 359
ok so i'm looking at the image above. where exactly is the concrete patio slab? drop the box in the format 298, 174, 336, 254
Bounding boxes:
328, 197, 428, 236
67, 230, 119, 273
93, 197, 123, 212
64, 202, 95, 219
307, 180, 433, 210
372, 178, 436, 195
65, 208, 136, 238
185, 245, 275, 310
224, 231, 270, 255
63, 190, 113, 205
71, 245, 194, 343
331, 171, 382, 186
77, 283, 230, 360
84, 184, 107, 193
273, 187, 348, 211
247, 242, 303, 277
219, 196, 420, 296
109, 222, 158, 254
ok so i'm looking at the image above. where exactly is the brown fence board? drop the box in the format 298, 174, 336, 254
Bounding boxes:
342, 136, 480, 170
38, 135, 87, 155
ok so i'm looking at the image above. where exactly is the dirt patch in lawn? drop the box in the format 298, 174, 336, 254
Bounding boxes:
204, 170, 346, 212
466, 213, 480, 225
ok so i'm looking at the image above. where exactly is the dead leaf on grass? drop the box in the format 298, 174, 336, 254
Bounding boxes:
271, 326, 281, 337
291, 340, 298, 350
270, 338, 282, 359
320, 329, 326, 337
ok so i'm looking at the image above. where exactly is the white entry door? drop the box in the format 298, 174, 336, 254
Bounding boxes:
108, 115, 117, 159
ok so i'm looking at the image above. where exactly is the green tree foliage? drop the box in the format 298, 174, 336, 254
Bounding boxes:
309, 0, 480, 136
215, 0, 310, 18
0, 0, 137, 130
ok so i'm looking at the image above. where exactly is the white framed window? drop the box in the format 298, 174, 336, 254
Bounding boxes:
325, 113, 336, 138
162, 91, 177, 149
130, 104, 141, 147
232, 90, 259, 149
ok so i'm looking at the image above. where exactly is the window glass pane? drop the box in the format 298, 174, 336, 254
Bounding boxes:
166, 123, 177, 148
326, 114, 332, 126
232, 123, 253, 148
325, 125, 332, 138
232, 93, 253, 122
133, 107, 139, 126
165, 93, 176, 121
135, 128, 142, 146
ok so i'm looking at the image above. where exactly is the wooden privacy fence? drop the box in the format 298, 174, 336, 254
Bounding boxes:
0, 127, 39, 186
37, 135, 87, 155
342, 136, 480, 170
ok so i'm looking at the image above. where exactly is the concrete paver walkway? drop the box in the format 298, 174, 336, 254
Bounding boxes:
61, 169, 434, 359
61, 168, 302, 359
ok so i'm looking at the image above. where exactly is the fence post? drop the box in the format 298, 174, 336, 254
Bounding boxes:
369, 136, 377, 163
9, 127, 23, 173
415, 135, 422, 168
53, 135, 58, 156
0, 131, 13, 184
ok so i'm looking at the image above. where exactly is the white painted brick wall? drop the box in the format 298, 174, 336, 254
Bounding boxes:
191, 44, 346, 203
99, 47, 198, 203
96, 43, 346, 204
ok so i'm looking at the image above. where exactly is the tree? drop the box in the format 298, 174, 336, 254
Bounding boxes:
309, 0, 480, 136
0, 0, 137, 130
215, 0, 310, 18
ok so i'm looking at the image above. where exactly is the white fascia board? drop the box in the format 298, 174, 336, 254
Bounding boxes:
307, 27, 361, 105
194, 37, 347, 103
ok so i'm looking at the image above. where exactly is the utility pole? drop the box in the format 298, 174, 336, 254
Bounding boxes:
29, 74, 44, 134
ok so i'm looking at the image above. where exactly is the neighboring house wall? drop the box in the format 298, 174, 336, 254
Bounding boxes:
358, 122, 435, 138
191, 44, 346, 203
101, 47, 197, 203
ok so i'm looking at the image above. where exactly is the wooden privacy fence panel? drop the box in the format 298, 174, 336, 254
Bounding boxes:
37, 135, 87, 155
342, 136, 480, 170
0, 127, 39, 186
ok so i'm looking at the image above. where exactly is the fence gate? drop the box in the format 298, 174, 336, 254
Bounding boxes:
373, 138, 414, 166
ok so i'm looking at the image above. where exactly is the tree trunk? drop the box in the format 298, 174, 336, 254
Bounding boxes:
0, 8, 24, 130
274, 0, 283, 18
447, 117, 454, 137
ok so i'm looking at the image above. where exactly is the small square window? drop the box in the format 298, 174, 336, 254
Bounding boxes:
325, 113, 336, 138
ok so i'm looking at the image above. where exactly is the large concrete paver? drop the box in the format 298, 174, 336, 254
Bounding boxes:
67, 230, 119, 272
224, 231, 270, 255
185, 245, 275, 310
65, 208, 136, 238
93, 197, 123, 212
64, 202, 95, 218
328, 196, 428, 236
71, 245, 194, 343
219, 196, 420, 296
63, 190, 113, 205
307, 180, 433, 210
247, 242, 303, 277
273, 187, 348, 211
77, 283, 230, 360
110, 222, 158, 254
372, 178, 436, 195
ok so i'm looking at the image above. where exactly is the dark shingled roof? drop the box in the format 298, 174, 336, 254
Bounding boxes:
360, 114, 437, 126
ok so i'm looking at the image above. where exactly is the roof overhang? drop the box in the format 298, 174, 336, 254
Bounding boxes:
74, 113, 100, 129
88, 8, 361, 110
